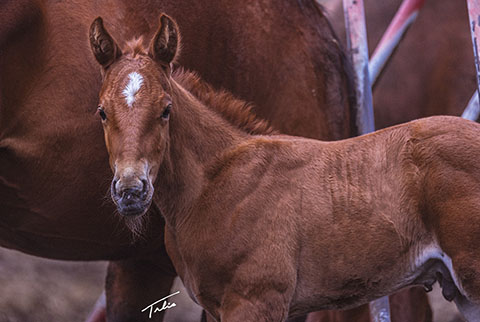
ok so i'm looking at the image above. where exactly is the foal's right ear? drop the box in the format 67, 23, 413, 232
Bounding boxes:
148, 14, 180, 71
89, 17, 122, 69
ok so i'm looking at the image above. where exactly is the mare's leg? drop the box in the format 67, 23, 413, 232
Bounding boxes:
105, 252, 176, 321
305, 306, 369, 322
389, 287, 432, 322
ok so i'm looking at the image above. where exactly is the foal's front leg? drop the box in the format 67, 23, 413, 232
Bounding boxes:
195, 268, 294, 321
218, 292, 291, 322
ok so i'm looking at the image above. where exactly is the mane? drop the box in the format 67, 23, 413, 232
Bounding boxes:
121, 38, 275, 135
172, 69, 276, 135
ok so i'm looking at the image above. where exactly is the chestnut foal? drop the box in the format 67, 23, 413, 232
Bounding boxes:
91, 14, 480, 322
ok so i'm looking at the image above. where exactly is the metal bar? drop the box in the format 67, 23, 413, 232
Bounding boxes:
369, 296, 391, 322
467, 0, 480, 114
462, 91, 480, 121
343, 0, 389, 321
463, 0, 480, 122
343, 0, 375, 135
369, 0, 426, 84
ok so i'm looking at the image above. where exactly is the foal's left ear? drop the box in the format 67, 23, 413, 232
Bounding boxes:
149, 14, 180, 71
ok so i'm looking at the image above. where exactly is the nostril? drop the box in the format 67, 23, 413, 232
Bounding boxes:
141, 179, 148, 193
112, 179, 118, 195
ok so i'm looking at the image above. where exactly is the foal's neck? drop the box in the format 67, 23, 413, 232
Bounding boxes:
154, 78, 248, 229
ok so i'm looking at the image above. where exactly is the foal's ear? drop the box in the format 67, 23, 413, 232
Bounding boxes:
89, 17, 122, 69
148, 14, 180, 70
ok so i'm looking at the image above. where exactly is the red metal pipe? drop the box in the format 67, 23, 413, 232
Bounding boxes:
369, 0, 426, 84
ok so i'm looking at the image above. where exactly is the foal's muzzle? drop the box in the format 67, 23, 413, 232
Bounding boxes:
111, 174, 152, 217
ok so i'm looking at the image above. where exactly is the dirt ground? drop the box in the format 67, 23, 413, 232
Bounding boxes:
0, 246, 465, 322
0, 247, 204, 322
0, 248, 106, 322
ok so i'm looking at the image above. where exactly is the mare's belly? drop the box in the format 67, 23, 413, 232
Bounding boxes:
0, 137, 162, 260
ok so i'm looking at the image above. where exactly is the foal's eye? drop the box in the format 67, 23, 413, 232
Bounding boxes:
162, 103, 172, 119
97, 107, 107, 121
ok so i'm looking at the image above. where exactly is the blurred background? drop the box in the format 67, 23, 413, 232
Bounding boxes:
0, 248, 106, 322
0, 248, 204, 322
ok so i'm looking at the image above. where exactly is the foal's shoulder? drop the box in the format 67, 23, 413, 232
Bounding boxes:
401, 116, 480, 166
404, 116, 480, 148
408, 116, 479, 137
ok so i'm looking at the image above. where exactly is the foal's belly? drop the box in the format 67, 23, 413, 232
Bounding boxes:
289, 213, 421, 313
291, 251, 418, 314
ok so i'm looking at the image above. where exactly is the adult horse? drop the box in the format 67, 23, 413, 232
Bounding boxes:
92, 13, 480, 321
0, 0, 366, 321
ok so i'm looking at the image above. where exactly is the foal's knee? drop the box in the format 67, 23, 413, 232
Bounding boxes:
219, 294, 290, 322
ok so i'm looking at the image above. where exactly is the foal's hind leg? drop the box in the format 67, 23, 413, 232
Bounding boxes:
434, 238, 480, 322
449, 255, 480, 322
424, 175, 480, 321
455, 294, 480, 322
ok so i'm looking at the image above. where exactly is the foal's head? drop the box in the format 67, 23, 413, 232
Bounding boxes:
89, 14, 179, 217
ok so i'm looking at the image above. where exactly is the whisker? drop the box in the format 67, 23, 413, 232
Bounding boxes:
123, 214, 149, 242
100, 183, 149, 242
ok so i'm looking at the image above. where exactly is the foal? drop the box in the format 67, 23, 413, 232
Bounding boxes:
90, 14, 480, 321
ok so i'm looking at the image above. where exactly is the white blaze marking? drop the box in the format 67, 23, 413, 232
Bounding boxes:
123, 72, 144, 107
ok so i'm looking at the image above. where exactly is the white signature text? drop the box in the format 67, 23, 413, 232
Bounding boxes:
141, 291, 180, 318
